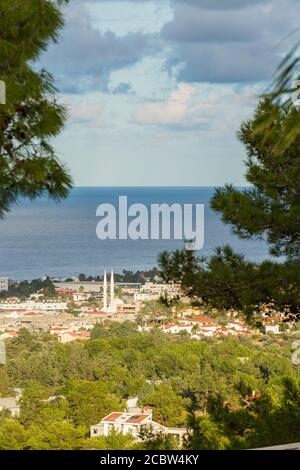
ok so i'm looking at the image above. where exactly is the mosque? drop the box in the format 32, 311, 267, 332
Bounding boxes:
102, 270, 124, 314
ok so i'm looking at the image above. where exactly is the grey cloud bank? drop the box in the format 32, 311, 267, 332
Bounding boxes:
42, 0, 300, 92
162, 0, 299, 83
38, 0, 300, 186
42, 2, 154, 93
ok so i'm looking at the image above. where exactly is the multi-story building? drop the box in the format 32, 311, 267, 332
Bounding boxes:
0, 277, 10, 292
134, 282, 181, 302
91, 411, 188, 443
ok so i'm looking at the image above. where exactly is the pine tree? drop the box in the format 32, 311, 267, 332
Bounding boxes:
0, 0, 72, 218
211, 98, 300, 260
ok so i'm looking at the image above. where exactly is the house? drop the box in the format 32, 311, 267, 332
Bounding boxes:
192, 328, 215, 339
0, 277, 10, 292
227, 321, 246, 331
73, 291, 93, 302
215, 327, 232, 337
80, 310, 105, 319
0, 331, 18, 340
0, 397, 20, 417
263, 324, 280, 334
52, 328, 91, 343
161, 324, 180, 334
55, 289, 74, 297
91, 411, 188, 443
69, 321, 94, 331
133, 282, 181, 302
49, 327, 70, 335
262, 316, 282, 335
0, 300, 68, 312
161, 323, 193, 335
187, 316, 217, 327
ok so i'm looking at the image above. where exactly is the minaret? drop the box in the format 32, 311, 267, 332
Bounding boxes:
103, 270, 107, 310
110, 269, 115, 304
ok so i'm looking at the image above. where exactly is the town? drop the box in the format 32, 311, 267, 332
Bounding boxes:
0, 272, 286, 345
0, 270, 299, 450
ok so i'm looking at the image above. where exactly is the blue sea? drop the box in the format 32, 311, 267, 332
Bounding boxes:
0, 187, 271, 280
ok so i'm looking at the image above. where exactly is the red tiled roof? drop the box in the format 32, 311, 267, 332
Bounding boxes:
102, 412, 123, 422
23, 312, 41, 316
190, 316, 216, 323
51, 327, 69, 331
126, 414, 149, 424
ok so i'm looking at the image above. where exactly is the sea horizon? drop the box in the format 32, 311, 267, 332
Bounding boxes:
0, 186, 271, 281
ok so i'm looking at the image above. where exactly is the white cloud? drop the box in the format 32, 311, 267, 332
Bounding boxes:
134, 83, 258, 131
134, 83, 196, 125
61, 94, 106, 128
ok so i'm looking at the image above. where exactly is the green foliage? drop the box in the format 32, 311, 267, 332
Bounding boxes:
19, 381, 49, 427
0, 367, 11, 397
67, 267, 160, 285
158, 51, 300, 317
137, 301, 176, 326
140, 432, 179, 450
0, 0, 72, 217
0, 278, 55, 299
96, 430, 136, 450
63, 379, 123, 428
0, 420, 29, 450
211, 99, 300, 260
27, 422, 87, 450
1, 329, 300, 449
140, 383, 187, 427
159, 249, 201, 299
159, 245, 300, 317
258, 39, 300, 153
91, 321, 138, 340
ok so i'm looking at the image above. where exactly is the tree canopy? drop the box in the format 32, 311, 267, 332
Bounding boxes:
1, 328, 300, 449
0, 0, 72, 218
211, 99, 300, 260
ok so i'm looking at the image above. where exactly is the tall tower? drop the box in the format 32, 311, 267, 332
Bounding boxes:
103, 270, 107, 310
110, 269, 115, 304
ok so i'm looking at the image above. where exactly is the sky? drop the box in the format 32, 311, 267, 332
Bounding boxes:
40, 0, 300, 186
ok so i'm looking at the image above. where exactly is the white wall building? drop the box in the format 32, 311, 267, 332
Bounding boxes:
0, 397, 20, 417
91, 411, 188, 443
134, 282, 181, 302
0, 301, 67, 312
0, 278, 9, 292
264, 324, 280, 334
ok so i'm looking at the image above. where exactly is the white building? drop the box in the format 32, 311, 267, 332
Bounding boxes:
73, 292, 93, 302
0, 397, 20, 417
0, 277, 10, 292
0, 300, 67, 312
227, 321, 248, 332
91, 411, 188, 443
161, 324, 193, 335
102, 270, 125, 314
263, 324, 280, 334
134, 282, 181, 302
58, 331, 90, 343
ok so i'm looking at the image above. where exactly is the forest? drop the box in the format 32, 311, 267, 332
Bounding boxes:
1, 324, 300, 450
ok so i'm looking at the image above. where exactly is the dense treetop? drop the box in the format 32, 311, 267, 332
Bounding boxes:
0, 326, 300, 449
0, 0, 72, 218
